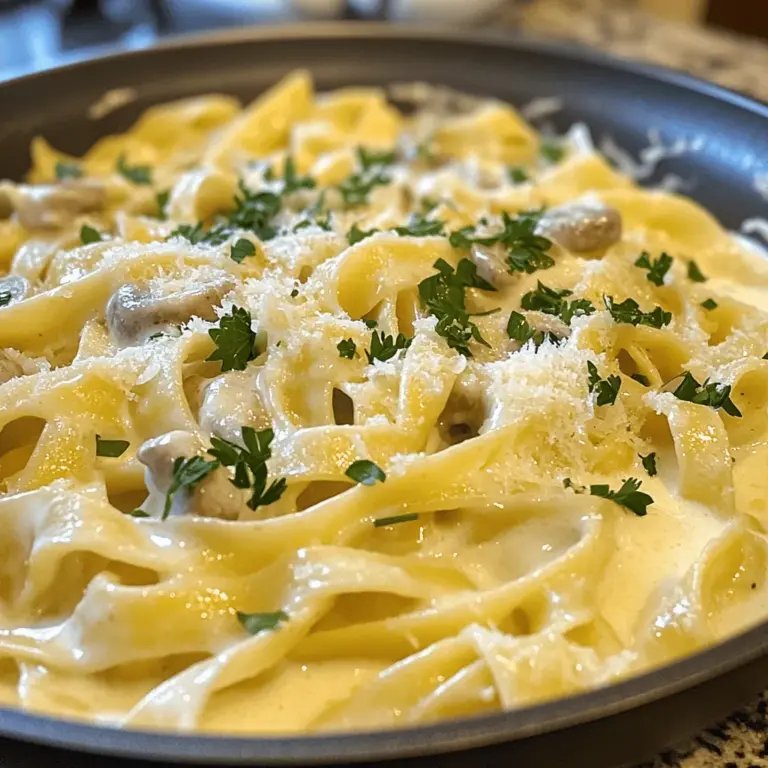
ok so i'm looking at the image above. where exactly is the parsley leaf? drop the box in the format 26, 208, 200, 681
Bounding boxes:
450, 211, 554, 276
207, 427, 286, 510
641, 452, 657, 476
374, 513, 419, 528
116, 155, 152, 185
394, 215, 445, 238
506, 311, 560, 348
604, 296, 671, 329
230, 238, 256, 264
274, 157, 316, 195
227, 182, 282, 241
687, 260, 707, 282
521, 281, 596, 325
671, 372, 742, 417
701, 298, 718, 310
508, 167, 529, 184
337, 338, 357, 359
363, 319, 378, 329
207, 306, 258, 372
590, 477, 653, 516
169, 222, 230, 246
631, 372, 650, 387
237, 610, 288, 635
337, 168, 390, 207
418, 258, 498, 356
346, 459, 386, 485
95, 435, 129, 458
347, 223, 379, 245
128, 508, 149, 518
80, 224, 102, 245
357, 147, 396, 170
587, 361, 621, 406
155, 189, 170, 220
55, 161, 82, 180
164, 455, 219, 519
634, 251, 673, 286
0, 291, 11, 307
366, 330, 412, 363
541, 141, 565, 164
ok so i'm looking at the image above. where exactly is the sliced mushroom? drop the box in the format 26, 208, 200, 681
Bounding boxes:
0, 180, 106, 231
470, 243, 513, 288
199, 371, 270, 445
137, 429, 245, 520
106, 276, 236, 346
537, 201, 622, 253
0, 275, 30, 305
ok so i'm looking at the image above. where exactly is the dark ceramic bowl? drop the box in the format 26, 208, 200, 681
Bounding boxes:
1, 23, 767, 768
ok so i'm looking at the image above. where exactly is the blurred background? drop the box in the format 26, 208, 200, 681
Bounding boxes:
0, 0, 767, 100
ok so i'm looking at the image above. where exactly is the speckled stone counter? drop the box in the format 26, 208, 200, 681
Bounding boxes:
490, 2, 768, 766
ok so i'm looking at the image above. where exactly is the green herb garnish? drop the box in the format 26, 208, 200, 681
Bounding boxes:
521, 281, 595, 325
635, 251, 673, 286
363, 319, 378, 329
687, 260, 707, 282
155, 189, 170, 220
631, 372, 650, 387
604, 296, 671, 329
230, 238, 256, 264
701, 298, 718, 310
345, 459, 386, 486
590, 478, 653, 517
337, 338, 357, 359
0, 291, 11, 307
418, 258, 498, 356
227, 182, 282, 241
641, 452, 657, 476
237, 610, 288, 635
374, 513, 419, 528
337, 168, 390, 207
347, 223, 379, 245
55, 161, 82, 180
357, 147, 396, 170
95, 435, 129, 458
116, 155, 152, 185
128, 508, 149, 518
207, 427, 286, 510
273, 157, 316, 195
394, 216, 445, 238
587, 361, 621, 406
541, 141, 565, 164
671, 372, 742, 417
164, 455, 219, 520
506, 311, 560, 348
169, 222, 230, 246
207, 306, 258, 372
508, 167, 529, 184
366, 330, 412, 363
80, 224, 102, 245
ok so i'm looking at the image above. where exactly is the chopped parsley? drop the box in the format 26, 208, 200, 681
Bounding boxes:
337, 168, 390, 207
80, 224, 102, 245
506, 311, 560, 348
0, 291, 11, 307
345, 459, 386, 486
207, 427, 286, 510
418, 258, 498, 356
587, 361, 621, 406
272, 157, 316, 195
337, 338, 357, 359
687, 260, 707, 282
227, 183, 282, 241
366, 330, 412, 363
347, 223, 379, 245
521, 281, 595, 325
541, 141, 565, 164
631, 372, 650, 387
116, 155, 152, 185
450, 210, 554, 275
237, 610, 288, 635
357, 147, 396, 170
641, 452, 657, 476
394, 215, 445, 238
164, 455, 219, 519
95, 435, 129, 458
55, 161, 82, 180
634, 251, 673, 287
290, 288, 299, 298
701, 298, 718, 310
292, 191, 332, 232
590, 477, 653, 517
603, 296, 671, 329
207, 306, 259, 372
230, 238, 256, 264
128, 508, 149, 518
374, 513, 419, 528
363, 319, 378, 329
155, 189, 170, 220
508, 167, 529, 184
169, 222, 230, 246
671, 372, 742, 417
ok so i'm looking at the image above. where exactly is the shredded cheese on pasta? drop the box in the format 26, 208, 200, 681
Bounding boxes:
0, 70, 767, 734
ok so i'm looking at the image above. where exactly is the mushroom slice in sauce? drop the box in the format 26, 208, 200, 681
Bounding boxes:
199, 371, 270, 446
106, 276, 236, 346
469, 243, 513, 289
137, 429, 244, 520
537, 201, 622, 254
0, 180, 107, 231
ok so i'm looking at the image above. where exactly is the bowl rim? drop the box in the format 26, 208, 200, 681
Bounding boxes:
1, 21, 768, 765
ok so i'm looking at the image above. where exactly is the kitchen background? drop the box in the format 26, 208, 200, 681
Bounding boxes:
1, 1, 768, 768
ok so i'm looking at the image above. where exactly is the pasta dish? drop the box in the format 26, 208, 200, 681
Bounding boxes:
0, 70, 767, 735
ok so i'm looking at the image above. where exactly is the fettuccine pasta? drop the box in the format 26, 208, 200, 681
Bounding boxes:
0, 71, 766, 734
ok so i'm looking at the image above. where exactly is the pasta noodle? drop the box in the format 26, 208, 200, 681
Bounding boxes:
0, 71, 766, 735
